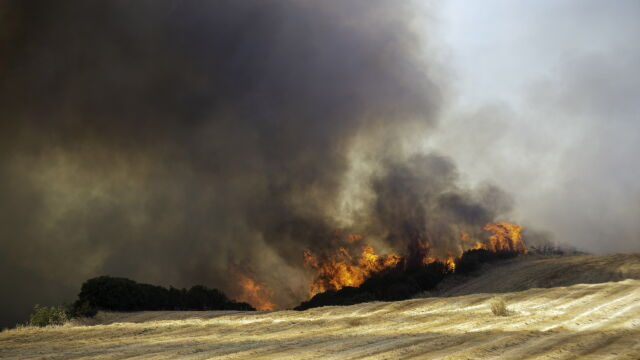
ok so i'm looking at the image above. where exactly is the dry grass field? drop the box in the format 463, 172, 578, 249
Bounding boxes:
2, 254, 639, 359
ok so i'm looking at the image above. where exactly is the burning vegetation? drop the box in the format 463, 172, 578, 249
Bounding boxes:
482, 222, 526, 253
303, 244, 401, 297
234, 273, 275, 311
295, 222, 526, 310
218, 221, 526, 311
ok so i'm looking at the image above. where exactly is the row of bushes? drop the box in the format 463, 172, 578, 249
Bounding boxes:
29, 276, 255, 327
455, 249, 521, 274
70, 276, 255, 315
295, 249, 519, 310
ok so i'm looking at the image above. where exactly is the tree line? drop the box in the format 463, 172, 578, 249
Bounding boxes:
295, 248, 521, 310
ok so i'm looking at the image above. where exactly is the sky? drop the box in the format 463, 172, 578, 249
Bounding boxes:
430, 0, 640, 254
0, 1, 638, 328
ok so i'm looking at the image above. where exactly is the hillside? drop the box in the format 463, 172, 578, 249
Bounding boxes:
433, 253, 640, 297
2, 254, 639, 359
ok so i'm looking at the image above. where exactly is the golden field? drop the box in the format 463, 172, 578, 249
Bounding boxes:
2, 254, 639, 359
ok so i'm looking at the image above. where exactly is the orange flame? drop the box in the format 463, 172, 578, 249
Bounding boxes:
304, 245, 400, 297
422, 256, 437, 265
234, 273, 275, 311
446, 256, 456, 271
347, 233, 364, 243
303, 222, 525, 298
482, 222, 526, 253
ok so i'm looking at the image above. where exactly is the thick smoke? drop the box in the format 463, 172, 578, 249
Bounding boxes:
0, 1, 514, 327
369, 154, 512, 256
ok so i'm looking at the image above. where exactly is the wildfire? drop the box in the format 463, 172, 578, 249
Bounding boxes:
234, 272, 275, 311
347, 233, 364, 243
302, 222, 525, 299
445, 256, 456, 271
482, 222, 526, 253
303, 245, 400, 297
423, 256, 437, 265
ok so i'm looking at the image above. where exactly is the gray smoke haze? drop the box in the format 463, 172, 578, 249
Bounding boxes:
431, 0, 640, 255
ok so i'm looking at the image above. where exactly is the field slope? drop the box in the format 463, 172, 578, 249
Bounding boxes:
2, 254, 640, 359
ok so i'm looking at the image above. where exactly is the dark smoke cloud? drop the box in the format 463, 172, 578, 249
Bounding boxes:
368, 154, 512, 258
0, 1, 514, 327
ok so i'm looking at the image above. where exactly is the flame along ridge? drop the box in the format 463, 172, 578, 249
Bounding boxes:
303, 222, 525, 296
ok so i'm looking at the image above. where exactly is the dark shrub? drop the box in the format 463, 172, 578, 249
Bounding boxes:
358, 260, 448, 301
71, 276, 255, 316
185, 285, 229, 310
412, 261, 448, 290
294, 287, 375, 310
76, 276, 145, 311
224, 301, 257, 311
69, 300, 98, 318
456, 249, 519, 274
383, 278, 420, 301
